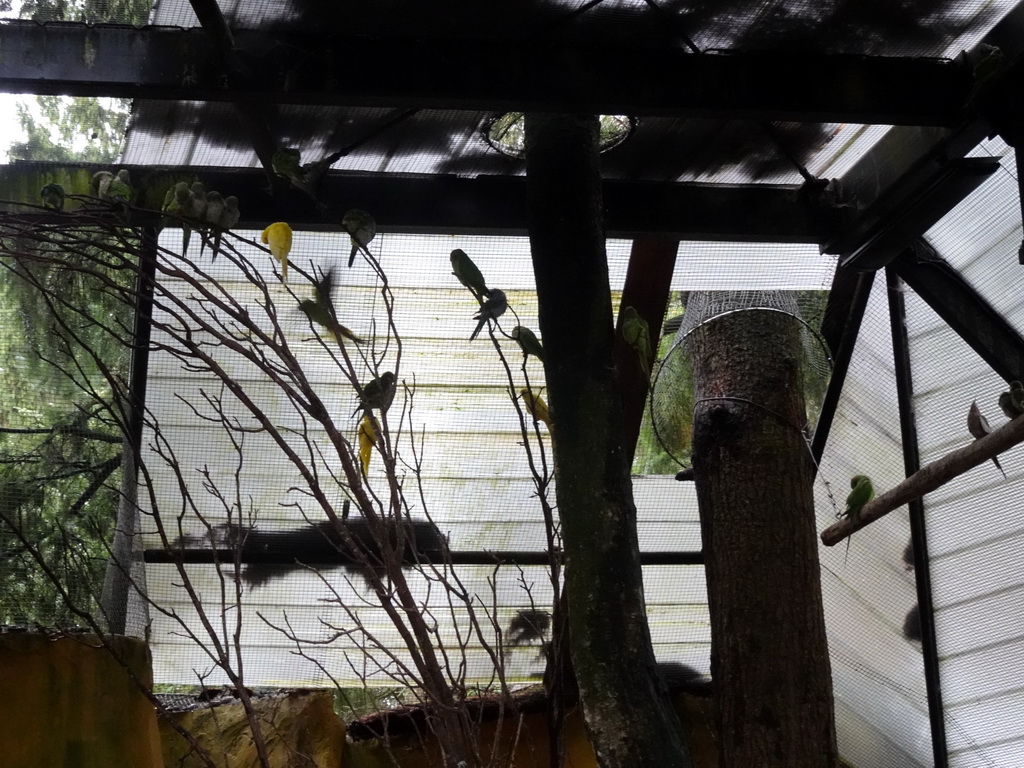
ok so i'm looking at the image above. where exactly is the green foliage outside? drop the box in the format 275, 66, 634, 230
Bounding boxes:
18, 0, 149, 24
1, 22, 137, 621
6, 0, 147, 164
9, 95, 131, 164
0, 226, 134, 626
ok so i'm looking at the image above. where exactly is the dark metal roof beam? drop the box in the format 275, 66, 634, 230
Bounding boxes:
827, 156, 1000, 270
822, 1, 1024, 267
0, 20, 976, 124
892, 241, 1024, 383
0, 164, 844, 241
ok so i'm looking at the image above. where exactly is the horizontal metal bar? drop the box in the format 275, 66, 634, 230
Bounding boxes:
0, 20, 975, 124
0, 163, 841, 241
143, 548, 704, 566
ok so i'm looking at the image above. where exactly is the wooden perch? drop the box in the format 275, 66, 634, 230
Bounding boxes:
821, 413, 1024, 546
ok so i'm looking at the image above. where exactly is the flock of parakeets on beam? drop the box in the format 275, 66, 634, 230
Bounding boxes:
36, 153, 654, 479
162, 181, 241, 260
41, 169, 136, 214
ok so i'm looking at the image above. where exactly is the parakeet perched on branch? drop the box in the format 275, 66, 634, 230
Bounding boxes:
353, 372, 397, 417
343, 209, 376, 268
840, 474, 874, 563
511, 326, 545, 363
261, 222, 293, 285
967, 400, 1006, 479
273, 147, 342, 200
210, 195, 240, 260
470, 289, 508, 341
1011, 380, 1024, 413
163, 182, 189, 214
358, 414, 379, 477
520, 388, 551, 429
188, 181, 207, 220
843, 475, 874, 522
108, 169, 133, 205
200, 191, 225, 257
179, 182, 207, 257
450, 248, 489, 300
40, 183, 65, 211
299, 267, 363, 345
272, 148, 302, 179
619, 305, 652, 378
162, 182, 190, 240
90, 171, 114, 200
999, 382, 1024, 420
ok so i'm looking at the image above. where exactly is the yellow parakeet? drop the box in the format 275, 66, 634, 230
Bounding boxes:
358, 414, 379, 477
261, 222, 293, 285
520, 388, 551, 429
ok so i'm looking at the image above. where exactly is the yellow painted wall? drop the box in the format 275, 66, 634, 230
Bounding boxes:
0, 631, 163, 768
161, 690, 718, 768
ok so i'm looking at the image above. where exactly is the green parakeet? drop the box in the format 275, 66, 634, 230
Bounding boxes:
511, 326, 545, 363
162, 182, 190, 238
342, 209, 376, 268
841, 474, 874, 563
298, 267, 363, 345
179, 182, 207, 257
108, 169, 133, 204
200, 191, 224, 257
91, 171, 114, 200
261, 222, 293, 285
620, 305, 652, 377
273, 147, 341, 200
40, 183, 65, 211
450, 248, 489, 300
967, 400, 1006, 479
163, 182, 189, 214
272, 148, 303, 179
999, 387, 1024, 420
1010, 380, 1024, 413
353, 372, 397, 417
843, 475, 874, 522
470, 289, 507, 341
209, 195, 240, 260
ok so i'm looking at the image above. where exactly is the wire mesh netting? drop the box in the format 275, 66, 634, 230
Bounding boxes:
649, 289, 832, 467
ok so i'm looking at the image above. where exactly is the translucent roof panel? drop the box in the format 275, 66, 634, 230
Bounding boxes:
148, 0, 1013, 58
118, 1, 1024, 190
120, 103, 884, 185
907, 136, 1024, 766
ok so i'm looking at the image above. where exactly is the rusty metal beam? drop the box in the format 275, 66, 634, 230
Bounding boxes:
615, 237, 679, 466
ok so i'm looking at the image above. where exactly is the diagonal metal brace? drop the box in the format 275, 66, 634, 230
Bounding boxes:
892, 240, 1024, 383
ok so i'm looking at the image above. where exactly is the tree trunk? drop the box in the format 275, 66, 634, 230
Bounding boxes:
523, 112, 693, 768
688, 299, 838, 767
